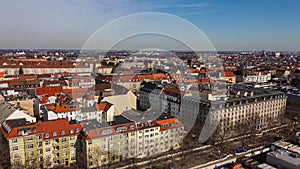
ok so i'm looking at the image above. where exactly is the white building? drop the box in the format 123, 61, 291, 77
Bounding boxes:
243, 73, 271, 83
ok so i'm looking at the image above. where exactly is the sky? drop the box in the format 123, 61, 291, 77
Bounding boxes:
0, 0, 300, 51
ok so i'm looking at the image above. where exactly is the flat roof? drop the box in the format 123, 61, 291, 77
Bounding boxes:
268, 149, 300, 166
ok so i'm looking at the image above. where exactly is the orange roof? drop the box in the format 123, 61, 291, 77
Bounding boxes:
224, 71, 236, 77
81, 121, 136, 140
46, 104, 80, 113
156, 116, 184, 131
96, 102, 113, 112
63, 88, 87, 98
138, 73, 167, 81
63, 88, 87, 93
19, 75, 37, 80
36, 86, 62, 96
1, 119, 82, 139
152, 73, 167, 80
199, 78, 212, 83
233, 163, 243, 169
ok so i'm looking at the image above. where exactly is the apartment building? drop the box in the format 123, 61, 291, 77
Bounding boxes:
0, 118, 82, 168
181, 84, 287, 137
79, 113, 184, 168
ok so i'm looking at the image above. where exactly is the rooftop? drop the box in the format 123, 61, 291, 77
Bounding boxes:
268, 149, 300, 167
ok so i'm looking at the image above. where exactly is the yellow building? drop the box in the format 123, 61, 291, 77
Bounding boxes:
0, 118, 82, 168
79, 113, 184, 168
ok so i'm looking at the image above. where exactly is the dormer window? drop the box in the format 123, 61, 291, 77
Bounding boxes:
61, 130, 65, 135
53, 132, 57, 137
45, 133, 49, 138
70, 129, 74, 134
75, 128, 79, 133
163, 123, 169, 128
129, 125, 134, 130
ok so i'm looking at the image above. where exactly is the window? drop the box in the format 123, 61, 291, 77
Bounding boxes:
70, 129, 74, 134
70, 135, 75, 140
75, 128, 79, 133
27, 136, 33, 141
13, 161, 19, 166
28, 144, 33, 149
12, 138, 17, 143
88, 140, 92, 145
62, 152, 67, 156
14, 154, 19, 159
62, 144, 67, 149
45, 133, 49, 138
53, 138, 59, 143
53, 132, 57, 137
163, 123, 169, 128
46, 147, 50, 152
61, 130, 65, 135
28, 151, 34, 156
38, 149, 43, 154
62, 137, 67, 142
129, 125, 135, 130
12, 146, 18, 151
37, 142, 42, 147
45, 140, 50, 145
36, 134, 42, 139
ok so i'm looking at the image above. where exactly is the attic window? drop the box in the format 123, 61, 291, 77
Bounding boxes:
53, 132, 57, 137
45, 133, 49, 138
163, 123, 169, 128
61, 130, 65, 135
129, 125, 134, 130
116, 126, 127, 132
75, 128, 79, 133
70, 129, 74, 134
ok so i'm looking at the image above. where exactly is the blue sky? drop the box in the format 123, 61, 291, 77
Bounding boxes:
0, 0, 299, 51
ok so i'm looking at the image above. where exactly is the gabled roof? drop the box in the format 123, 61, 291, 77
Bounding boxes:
96, 102, 113, 112
224, 71, 236, 77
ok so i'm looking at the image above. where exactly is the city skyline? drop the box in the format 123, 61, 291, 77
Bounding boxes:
1, 0, 300, 51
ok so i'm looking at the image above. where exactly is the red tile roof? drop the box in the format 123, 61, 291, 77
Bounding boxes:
156, 116, 183, 131
35, 86, 63, 96
63, 88, 88, 98
96, 102, 113, 112
0, 72, 4, 78
81, 121, 136, 140
46, 104, 80, 113
1, 119, 82, 139
19, 75, 37, 80
224, 71, 236, 77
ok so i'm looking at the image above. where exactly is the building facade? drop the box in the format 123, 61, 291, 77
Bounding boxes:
0, 118, 82, 168
78, 113, 184, 168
